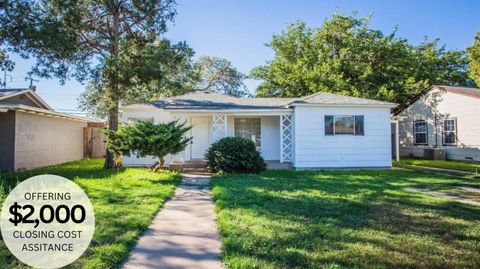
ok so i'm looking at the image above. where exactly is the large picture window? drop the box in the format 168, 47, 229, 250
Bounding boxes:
234, 118, 261, 149
443, 118, 457, 145
325, 115, 364, 136
413, 120, 427, 145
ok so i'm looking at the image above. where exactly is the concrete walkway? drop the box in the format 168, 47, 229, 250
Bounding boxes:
398, 163, 480, 179
123, 173, 222, 269
407, 187, 480, 206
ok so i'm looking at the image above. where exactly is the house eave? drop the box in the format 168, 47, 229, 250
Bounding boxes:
290, 103, 397, 109
166, 108, 294, 115
119, 104, 159, 110
0, 104, 97, 122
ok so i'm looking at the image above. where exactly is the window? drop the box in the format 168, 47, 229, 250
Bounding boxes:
325, 115, 364, 136
325, 115, 334, 135
413, 120, 427, 145
126, 117, 154, 124
443, 118, 457, 145
234, 118, 261, 149
354, 115, 364, 136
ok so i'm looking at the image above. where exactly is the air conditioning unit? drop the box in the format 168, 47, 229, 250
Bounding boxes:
423, 148, 445, 160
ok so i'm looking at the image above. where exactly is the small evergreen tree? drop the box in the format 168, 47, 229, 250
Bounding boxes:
105, 121, 192, 171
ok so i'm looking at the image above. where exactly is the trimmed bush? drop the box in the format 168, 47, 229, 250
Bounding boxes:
205, 137, 266, 173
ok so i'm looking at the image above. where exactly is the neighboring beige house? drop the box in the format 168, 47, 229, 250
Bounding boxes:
0, 88, 97, 172
395, 85, 480, 162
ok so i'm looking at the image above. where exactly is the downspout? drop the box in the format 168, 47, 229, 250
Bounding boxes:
395, 121, 400, 162
434, 114, 438, 148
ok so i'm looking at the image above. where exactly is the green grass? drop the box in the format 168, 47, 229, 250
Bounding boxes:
0, 159, 181, 269
395, 157, 480, 173
211, 170, 480, 268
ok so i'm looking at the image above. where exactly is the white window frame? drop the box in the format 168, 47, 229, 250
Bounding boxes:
413, 120, 428, 145
325, 115, 364, 136
442, 118, 457, 145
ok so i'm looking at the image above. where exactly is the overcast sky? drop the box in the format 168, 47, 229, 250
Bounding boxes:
4, 0, 480, 115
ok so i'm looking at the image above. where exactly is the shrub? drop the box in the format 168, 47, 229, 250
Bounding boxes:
205, 137, 266, 173
104, 121, 191, 171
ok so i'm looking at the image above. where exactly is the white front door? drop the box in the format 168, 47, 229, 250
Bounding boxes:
190, 117, 210, 159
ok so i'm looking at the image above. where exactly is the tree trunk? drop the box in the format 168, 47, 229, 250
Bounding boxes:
104, 103, 119, 169
104, 5, 121, 170
152, 157, 165, 172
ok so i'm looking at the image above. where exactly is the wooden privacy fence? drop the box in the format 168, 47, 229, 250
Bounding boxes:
83, 126, 107, 159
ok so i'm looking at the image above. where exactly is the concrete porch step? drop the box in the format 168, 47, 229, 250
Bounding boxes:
168, 161, 209, 172
266, 161, 293, 170
183, 167, 210, 173
183, 160, 208, 169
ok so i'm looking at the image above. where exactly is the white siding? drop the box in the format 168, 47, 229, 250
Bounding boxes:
398, 89, 480, 161
121, 109, 172, 124
398, 93, 436, 157
293, 106, 392, 168
260, 116, 280, 160
227, 116, 234, 136
436, 91, 480, 148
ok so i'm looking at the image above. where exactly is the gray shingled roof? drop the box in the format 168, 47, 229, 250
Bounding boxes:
152, 91, 297, 110
147, 90, 395, 110
294, 91, 395, 106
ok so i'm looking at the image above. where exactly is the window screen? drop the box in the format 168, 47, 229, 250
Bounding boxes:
443, 119, 456, 145
234, 118, 261, 149
413, 120, 427, 145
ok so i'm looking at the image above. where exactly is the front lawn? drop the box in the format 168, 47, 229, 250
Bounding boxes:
0, 159, 181, 269
395, 157, 480, 173
211, 170, 480, 268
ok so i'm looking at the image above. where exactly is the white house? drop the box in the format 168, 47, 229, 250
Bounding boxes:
120, 90, 396, 169
396, 85, 480, 162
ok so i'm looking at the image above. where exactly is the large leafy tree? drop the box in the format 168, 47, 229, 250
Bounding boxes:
189, 56, 249, 97
468, 32, 480, 86
0, 0, 191, 168
251, 13, 469, 107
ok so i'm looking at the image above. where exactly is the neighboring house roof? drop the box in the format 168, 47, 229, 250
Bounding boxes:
437, 85, 480, 99
0, 88, 102, 123
122, 90, 395, 111
0, 88, 53, 110
0, 88, 27, 97
394, 85, 480, 115
0, 103, 94, 122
